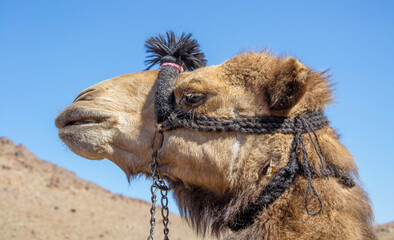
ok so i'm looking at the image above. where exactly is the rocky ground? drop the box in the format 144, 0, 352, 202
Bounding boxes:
0, 137, 392, 240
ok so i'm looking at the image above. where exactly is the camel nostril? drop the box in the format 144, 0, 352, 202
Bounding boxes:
73, 88, 97, 102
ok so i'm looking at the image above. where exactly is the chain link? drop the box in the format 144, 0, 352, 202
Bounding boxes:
147, 147, 170, 240
161, 188, 169, 240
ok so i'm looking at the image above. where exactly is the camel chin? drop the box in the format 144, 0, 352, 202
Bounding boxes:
55, 105, 117, 160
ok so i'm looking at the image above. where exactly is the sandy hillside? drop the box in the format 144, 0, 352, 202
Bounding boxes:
0, 137, 215, 240
375, 222, 394, 240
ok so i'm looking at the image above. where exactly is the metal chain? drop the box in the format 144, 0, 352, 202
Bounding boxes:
147, 160, 159, 240
147, 130, 170, 240
160, 187, 169, 240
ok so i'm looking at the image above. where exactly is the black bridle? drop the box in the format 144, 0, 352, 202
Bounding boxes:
145, 32, 355, 235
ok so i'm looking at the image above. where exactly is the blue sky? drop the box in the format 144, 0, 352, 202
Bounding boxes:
1, 1, 393, 225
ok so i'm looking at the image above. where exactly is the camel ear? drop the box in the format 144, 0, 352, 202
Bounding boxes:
266, 57, 309, 111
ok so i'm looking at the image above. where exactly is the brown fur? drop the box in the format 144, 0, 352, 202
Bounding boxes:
56, 52, 377, 239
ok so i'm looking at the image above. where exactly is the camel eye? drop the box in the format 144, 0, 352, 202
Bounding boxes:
180, 92, 206, 108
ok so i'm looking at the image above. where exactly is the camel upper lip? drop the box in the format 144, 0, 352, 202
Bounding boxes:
55, 108, 112, 129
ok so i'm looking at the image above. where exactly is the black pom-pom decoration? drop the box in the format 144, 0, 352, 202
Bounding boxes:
145, 31, 207, 71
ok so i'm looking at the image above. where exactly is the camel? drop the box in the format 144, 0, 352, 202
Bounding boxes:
55, 32, 377, 239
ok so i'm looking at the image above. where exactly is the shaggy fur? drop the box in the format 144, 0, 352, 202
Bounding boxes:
56, 49, 377, 239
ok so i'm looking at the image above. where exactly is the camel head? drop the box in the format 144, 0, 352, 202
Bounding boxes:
56, 33, 376, 239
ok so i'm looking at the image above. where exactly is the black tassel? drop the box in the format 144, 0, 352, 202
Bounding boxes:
145, 31, 206, 71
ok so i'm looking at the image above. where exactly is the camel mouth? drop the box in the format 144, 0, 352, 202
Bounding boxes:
55, 108, 112, 130
62, 115, 109, 127
63, 119, 103, 127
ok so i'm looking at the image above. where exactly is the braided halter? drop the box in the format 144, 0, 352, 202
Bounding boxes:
144, 32, 355, 238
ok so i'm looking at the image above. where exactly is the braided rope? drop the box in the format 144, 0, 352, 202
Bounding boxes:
155, 63, 180, 123
162, 110, 329, 135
